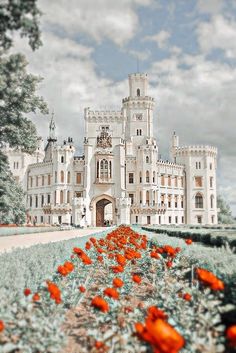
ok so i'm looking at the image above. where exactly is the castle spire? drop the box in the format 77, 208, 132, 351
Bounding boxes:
48, 110, 57, 143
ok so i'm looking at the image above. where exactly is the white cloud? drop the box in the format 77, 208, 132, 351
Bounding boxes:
38, 0, 152, 46
144, 30, 171, 49
197, 15, 236, 58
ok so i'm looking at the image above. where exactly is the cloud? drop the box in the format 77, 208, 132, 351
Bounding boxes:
144, 30, 171, 49
196, 0, 224, 14
197, 15, 236, 58
38, 0, 152, 46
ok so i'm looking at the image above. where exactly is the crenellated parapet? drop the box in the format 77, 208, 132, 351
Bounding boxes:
173, 145, 217, 157
84, 107, 124, 122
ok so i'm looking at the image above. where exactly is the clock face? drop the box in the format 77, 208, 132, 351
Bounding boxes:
136, 114, 143, 121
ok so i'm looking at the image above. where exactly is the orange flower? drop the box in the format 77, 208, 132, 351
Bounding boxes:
147, 306, 168, 321
110, 265, 124, 273
85, 241, 91, 250
104, 287, 119, 300
64, 261, 74, 272
0, 320, 4, 332
132, 274, 142, 284
57, 265, 68, 276
24, 288, 31, 296
185, 239, 192, 245
116, 254, 126, 266
135, 318, 185, 353
183, 293, 191, 301
79, 286, 86, 293
196, 268, 224, 291
90, 237, 97, 244
47, 281, 62, 304
163, 245, 176, 257
226, 325, 236, 347
32, 293, 40, 302
81, 253, 93, 265
91, 296, 109, 313
113, 277, 124, 288
150, 251, 160, 259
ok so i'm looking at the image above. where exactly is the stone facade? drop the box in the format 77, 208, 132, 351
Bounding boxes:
4, 73, 218, 226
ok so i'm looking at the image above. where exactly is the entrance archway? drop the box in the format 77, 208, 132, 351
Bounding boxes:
91, 194, 116, 227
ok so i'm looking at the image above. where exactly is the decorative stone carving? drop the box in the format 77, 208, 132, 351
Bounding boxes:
97, 130, 112, 148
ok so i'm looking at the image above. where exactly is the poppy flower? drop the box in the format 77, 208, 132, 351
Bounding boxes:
150, 251, 160, 259
116, 254, 126, 266
113, 278, 124, 288
135, 318, 185, 353
32, 293, 40, 302
166, 261, 173, 268
85, 241, 91, 250
64, 261, 74, 272
183, 293, 191, 301
132, 274, 142, 284
147, 306, 168, 321
196, 268, 224, 291
104, 287, 119, 300
91, 296, 109, 313
110, 265, 124, 273
47, 281, 62, 304
24, 288, 31, 296
185, 239, 192, 245
226, 325, 236, 347
79, 286, 86, 293
97, 255, 103, 262
0, 320, 4, 332
81, 253, 93, 265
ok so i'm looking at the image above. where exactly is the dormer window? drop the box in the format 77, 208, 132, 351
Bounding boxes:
137, 88, 140, 96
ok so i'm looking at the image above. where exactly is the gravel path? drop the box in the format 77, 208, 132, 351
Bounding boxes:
0, 227, 105, 253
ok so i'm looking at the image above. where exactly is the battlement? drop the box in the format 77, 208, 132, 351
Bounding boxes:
174, 145, 217, 156
122, 96, 154, 104
84, 108, 123, 122
157, 159, 184, 168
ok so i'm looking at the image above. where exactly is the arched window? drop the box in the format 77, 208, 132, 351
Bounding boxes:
67, 171, 70, 183
146, 156, 149, 163
146, 191, 149, 205
195, 193, 203, 208
60, 190, 64, 204
137, 88, 140, 97
61, 156, 64, 163
146, 171, 149, 183
67, 191, 70, 203
100, 159, 109, 179
60, 171, 64, 183
210, 195, 214, 209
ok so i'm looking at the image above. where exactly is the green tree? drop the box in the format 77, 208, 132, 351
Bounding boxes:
0, 0, 48, 224
217, 195, 235, 224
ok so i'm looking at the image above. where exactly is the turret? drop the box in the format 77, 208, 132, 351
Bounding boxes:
44, 111, 57, 162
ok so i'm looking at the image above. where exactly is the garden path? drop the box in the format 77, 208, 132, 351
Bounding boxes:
0, 227, 104, 253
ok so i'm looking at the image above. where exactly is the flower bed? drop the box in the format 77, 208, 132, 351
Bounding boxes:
143, 225, 236, 250
0, 226, 236, 353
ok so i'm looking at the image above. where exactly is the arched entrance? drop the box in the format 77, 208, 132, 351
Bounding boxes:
90, 194, 116, 227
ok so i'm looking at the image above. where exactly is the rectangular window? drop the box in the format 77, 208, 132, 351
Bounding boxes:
210, 163, 212, 170
174, 176, 178, 187
169, 216, 171, 224
147, 216, 151, 225
182, 216, 184, 223
47, 194, 50, 204
168, 176, 171, 187
197, 216, 202, 224
175, 216, 178, 224
42, 175, 44, 186
35, 195, 38, 208
129, 193, 134, 204
195, 176, 202, 187
129, 173, 134, 184
36, 176, 38, 187
161, 175, 165, 186
41, 216, 44, 223
41, 195, 44, 207
210, 177, 213, 188
211, 215, 214, 224
48, 174, 51, 185
159, 216, 161, 224
76, 173, 82, 184
175, 196, 178, 208
55, 171, 57, 183
136, 216, 138, 223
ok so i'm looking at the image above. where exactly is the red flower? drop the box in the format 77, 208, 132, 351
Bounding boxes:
32, 293, 40, 302
183, 293, 191, 301
64, 261, 74, 272
135, 318, 185, 353
104, 287, 119, 300
113, 277, 124, 288
85, 241, 91, 250
79, 286, 86, 293
57, 265, 68, 276
97, 255, 103, 262
116, 254, 126, 266
196, 268, 224, 291
132, 274, 142, 284
226, 325, 236, 347
24, 288, 31, 296
147, 306, 168, 321
91, 296, 109, 313
166, 260, 173, 268
47, 281, 62, 304
0, 320, 4, 332
150, 251, 160, 259
90, 237, 97, 244
163, 245, 176, 257
110, 265, 124, 273
81, 253, 93, 265
185, 239, 192, 245
175, 247, 181, 253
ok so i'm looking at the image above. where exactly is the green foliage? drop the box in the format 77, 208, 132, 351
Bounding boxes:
217, 195, 235, 224
0, 0, 42, 51
0, 151, 26, 224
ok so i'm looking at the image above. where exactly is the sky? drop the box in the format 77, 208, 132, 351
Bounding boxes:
14, 0, 236, 215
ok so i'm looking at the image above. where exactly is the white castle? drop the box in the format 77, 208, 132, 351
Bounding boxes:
4, 73, 218, 226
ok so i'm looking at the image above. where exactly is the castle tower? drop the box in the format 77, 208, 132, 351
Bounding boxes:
172, 145, 218, 225
44, 111, 57, 162
122, 73, 155, 143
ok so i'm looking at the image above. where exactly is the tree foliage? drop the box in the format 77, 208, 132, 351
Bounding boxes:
217, 195, 235, 224
0, 0, 48, 224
